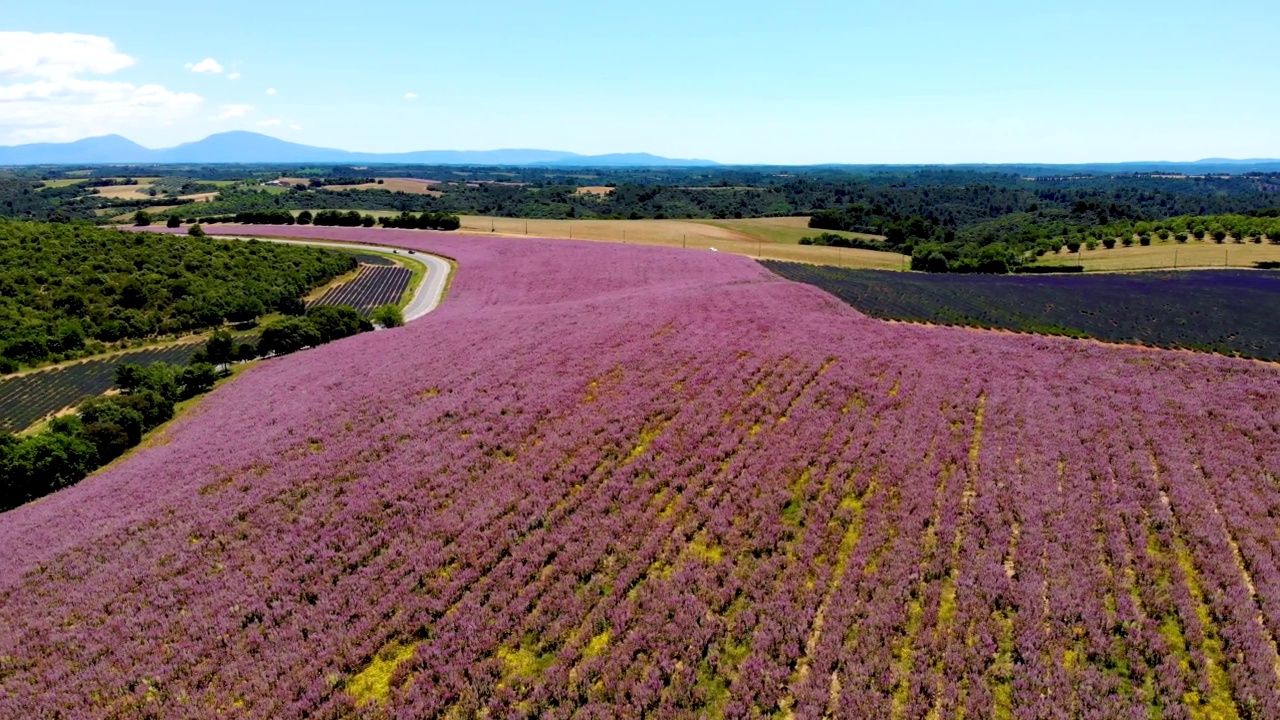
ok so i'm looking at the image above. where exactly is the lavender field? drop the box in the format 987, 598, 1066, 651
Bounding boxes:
1, 226, 1278, 719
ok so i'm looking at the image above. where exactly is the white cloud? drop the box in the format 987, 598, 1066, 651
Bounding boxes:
0, 32, 134, 79
255, 118, 281, 127
265, 87, 277, 95
227, 72, 241, 81
0, 32, 201, 144
211, 104, 253, 120
184, 57, 223, 74
404, 92, 418, 100
289, 122, 301, 130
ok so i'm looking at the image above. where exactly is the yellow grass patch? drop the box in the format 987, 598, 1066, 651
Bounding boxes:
1060, 239, 1280, 272
94, 183, 156, 200
687, 537, 725, 564
347, 641, 419, 705
40, 179, 86, 188
497, 645, 555, 679
574, 186, 614, 196
583, 630, 610, 658
179, 192, 219, 203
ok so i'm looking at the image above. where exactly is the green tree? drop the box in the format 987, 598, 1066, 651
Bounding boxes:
372, 304, 404, 328
233, 342, 259, 363
259, 317, 321, 356
178, 363, 220, 399
115, 362, 181, 405
188, 223, 205, 237
206, 330, 234, 367
305, 305, 370, 343
166, 215, 182, 228
0, 430, 97, 510
80, 398, 146, 448
133, 210, 152, 227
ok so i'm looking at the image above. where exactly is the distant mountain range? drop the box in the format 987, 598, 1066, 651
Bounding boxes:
0, 132, 720, 167
1, 132, 1278, 172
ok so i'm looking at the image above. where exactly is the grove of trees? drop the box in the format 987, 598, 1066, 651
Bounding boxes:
0, 220, 356, 371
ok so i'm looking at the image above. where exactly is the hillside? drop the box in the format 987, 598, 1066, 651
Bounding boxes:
1, 229, 1278, 717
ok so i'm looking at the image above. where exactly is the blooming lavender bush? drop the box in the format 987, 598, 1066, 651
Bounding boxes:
0, 226, 1277, 719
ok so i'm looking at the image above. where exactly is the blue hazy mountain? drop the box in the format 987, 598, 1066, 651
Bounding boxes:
2, 132, 1276, 170
0, 131, 720, 167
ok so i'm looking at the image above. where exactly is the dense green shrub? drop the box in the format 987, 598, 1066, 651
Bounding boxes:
372, 304, 405, 328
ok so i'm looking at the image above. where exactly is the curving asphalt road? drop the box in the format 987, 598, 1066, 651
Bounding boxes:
218, 236, 450, 322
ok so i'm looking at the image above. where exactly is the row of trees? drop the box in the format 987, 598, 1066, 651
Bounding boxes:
813, 208, 1280, 273
797, 232, 898, 252
307, 210, 375, 227
377, 211, 462, 230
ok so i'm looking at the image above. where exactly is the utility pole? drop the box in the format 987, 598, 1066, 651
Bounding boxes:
524, 221, 528, 235
683, 234, 686, 249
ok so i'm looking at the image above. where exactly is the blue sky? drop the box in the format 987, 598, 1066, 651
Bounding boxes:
2, 0, 1278, 163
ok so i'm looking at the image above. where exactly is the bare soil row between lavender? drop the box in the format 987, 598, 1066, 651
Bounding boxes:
1, 226, 1277, 718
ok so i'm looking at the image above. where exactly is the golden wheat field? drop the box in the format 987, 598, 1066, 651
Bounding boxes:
458, 216, 908, 269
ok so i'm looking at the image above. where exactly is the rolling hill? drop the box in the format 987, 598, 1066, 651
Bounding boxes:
1, 227, 1278, 717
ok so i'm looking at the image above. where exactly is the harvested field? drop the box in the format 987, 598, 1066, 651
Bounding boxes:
93, 183, 155, 200
459, 215, 907, 269
574, 185, 614, 196
1067, 238, 1280, 271
696, 216, 884, 245
38, 179, 86, 189
322, 178, 442, 196
2, 226, 1278, 717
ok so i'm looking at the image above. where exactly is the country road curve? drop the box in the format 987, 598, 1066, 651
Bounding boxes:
212, 235, 451, 322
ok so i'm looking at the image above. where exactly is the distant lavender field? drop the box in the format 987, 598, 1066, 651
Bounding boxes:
1, 227, 1277, 718
765, 262, 1280, 360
